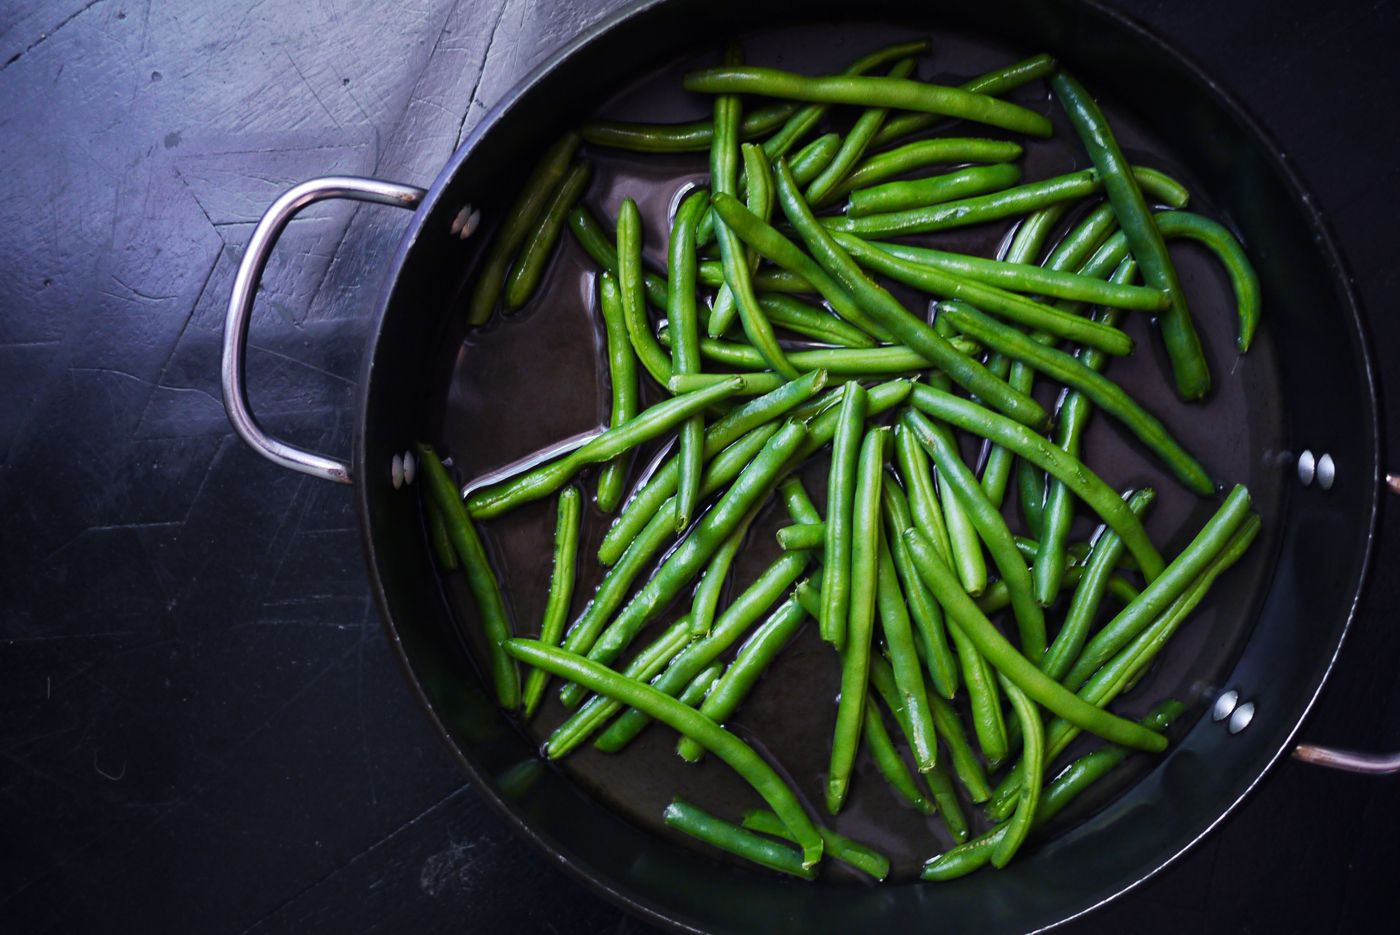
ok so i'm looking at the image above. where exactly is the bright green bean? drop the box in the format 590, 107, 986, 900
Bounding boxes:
876, 537, 938, 771
690, 511, 752, 638
848, 163, 1022, 217
678, 663, 723, 707
870, 53, 1058, 148
879, 480, 958, 699
521, 487, 583, 717
595, 273, 639, 513
709, 141, 775, 337
504, 160, 591, 310
668, 189, 711, 530
756, 294, 877, 347
821, 384, 867, 649
828, 138, 1024, 206
1154, 210, 1261, 352
417, 444, 519, 709
804, 57, 917, 205
862, 694, 935, 814
778, 522, 825, 551
698, 260, 812, 293
893, 423, 954, 565
778, 475, 823, 526
617, 197, 674, 386
567, 204, 668, 308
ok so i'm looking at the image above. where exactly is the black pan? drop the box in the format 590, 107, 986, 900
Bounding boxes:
220, 1, 1383, 931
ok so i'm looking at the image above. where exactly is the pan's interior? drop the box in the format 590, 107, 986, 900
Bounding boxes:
357, 1, 1377, 932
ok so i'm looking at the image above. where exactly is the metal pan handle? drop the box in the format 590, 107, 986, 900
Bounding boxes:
220, 176, 426, 485
1292, 473, 1400, 774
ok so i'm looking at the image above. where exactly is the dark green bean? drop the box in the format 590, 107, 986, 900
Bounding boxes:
521, 486, 583, 717
741, 809, 890, 881
892, 422, 955, 565
821, 138, 1023, 208
1062, 485, 1253, 691
941, 302, 1215, 496
596, 370, 827, 566
848, 163, 1022, 217
690, 511, 753, 638
425, 498, 458, 571
1052, 72, 1210, 400
836, 233, 1135, 356
567, 204, 669, 308
756, 294, 877, 347
862, 693, 935, 814
504, 160, 592, 310
821, 384, 867, 649
804, 57, 916, 206
879, 480, 958, 699
828, 427, 888, 814
417, 444, 519, 710
595, 273, 639, 513
466, 132, 580, 325
466, 376, 743, 519
581, 102, 798, 152
617, 197, 674, 386
509, 639, 823, 867
1042, 489, 1156, 682
1154, 210, 1261, 352
710, 141, 775, 337
909, 383, 1165, 579
991, 677, 1042, 868
678, 572, 814, 762
903, 527, 1168, 752
870, 53, 1058, 148
903, 409, 1046, 659
698, 260, 812, 293
667, 189, 711, 530
777, 522, 825, 551
694, 130, 845, 249
927, 693, 992, 803
876, 537, 938, 770
666, 798, 811, 880
682, 67, 1053, 137
766, 161, 1048, 428
663, 332, 944, 374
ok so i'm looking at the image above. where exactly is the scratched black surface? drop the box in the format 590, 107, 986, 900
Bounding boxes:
0, 1, 1397, 933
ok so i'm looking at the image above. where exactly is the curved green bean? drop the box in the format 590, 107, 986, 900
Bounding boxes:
417, 444, 519, 710
521, 486, 582, 718
741, 809, 889, 881
1154, 210, 1261, 352
778, 476, 822, 526
870, 53, 1058, 148
991, 677, 1042, 868
508, 639, 823, 867
848, 163, 1022, 217
667, 189, 711, 530
581, 102, 797, 152
821, 384, 867, 649
595, 273, 639, 513
504, 160, 591, 310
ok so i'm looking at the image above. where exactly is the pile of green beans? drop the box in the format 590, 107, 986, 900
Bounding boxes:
426, 35, 1267, 886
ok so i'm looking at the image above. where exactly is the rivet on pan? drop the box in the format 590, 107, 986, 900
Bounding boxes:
1228, 701, 1255, 735
451, 204, 481, 240
1212, 690, 1239, 722
1316, 453, 1335, 490
402, 449, 417, 485
1297, 450, 1316, 486
391, 453, 404, 489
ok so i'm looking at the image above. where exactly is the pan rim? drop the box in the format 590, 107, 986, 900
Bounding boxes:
352, 0, 1382, 931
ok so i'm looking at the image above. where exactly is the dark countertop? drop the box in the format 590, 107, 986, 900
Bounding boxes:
1, 1, 1397, 932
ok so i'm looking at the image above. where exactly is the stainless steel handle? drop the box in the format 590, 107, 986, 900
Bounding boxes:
220, 176, 426, 485
1291, 472, 1400, 774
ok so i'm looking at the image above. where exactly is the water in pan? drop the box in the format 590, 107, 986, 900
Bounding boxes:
430, 21, 1286, 882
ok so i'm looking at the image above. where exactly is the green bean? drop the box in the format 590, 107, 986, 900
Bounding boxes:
909, 383, 1165, 579
682, 67, 1053, 137
504, 160, 592, 310
904, 527, 1168, 752
667, 189, 711, 530
663, 332, 938, 375
921, 701, 1183, 880
678, 663, 724, 707
1034, 259, 1137, 605
598, 568, 815, 754
694, 130, 844, 250
821, 384, 867, 649
796, 380, 911, 464
567, 204, 669, 308
678, 573, 813, 762
466, 376, 742, 519
903, 409, 1046, 659
425, 498, 458, 571
835, 233, 1135, 356
766, 161, 1048, 428
893, 423, 954, 565
804, 57, 917, 206
665, 797, 817, 877
876, 537, 938, 771
1133, 168, 1191, 209
936, 453, 987, 597
1153, 211, 1261, 352
923, 760, 970, 843
580, 101, 798, 152
698, 261, 813, 293
559, 423, 782, 686
521, 487, 583, 717
991, 677, 1042, 868
669, 372, 796, 396
741, 809, 889, 881
510, 639, 823, 866
1042, 489, 1156, 682
710, 142, 775, 338
825, 166, 1188, 238
862, 693, 935, 814
848, 163, 1022, 217
416, 444, 519, 710
828, 427, 888, 814
927, 693, 992, 804
778, 476, 822, 526
777, 522, 825, 551
690, 511, 753, 638
756, 294, 877, 347
554, 554, 808, 753
547, 615, 695, 757
870, 53, 1058, 149
1062, 485, 1253, 691
617, 198, 674, 386
857, 240, 1169, 312
595, 273, 639, 513
597, 370, 827, 565
879, 480, 958, 699
466, 132, 581, 325
1052, 72, 1210, 400
941, 302, 1215, 496
584, 422, 810, 674
823, 138, 1024, 207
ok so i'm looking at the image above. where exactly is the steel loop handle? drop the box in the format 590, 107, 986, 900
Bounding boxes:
1291, 472, 1400, 774
220, 176, 426, 485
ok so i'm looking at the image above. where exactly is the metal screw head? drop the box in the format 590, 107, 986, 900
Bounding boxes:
1228, 701, 1256, 734
1297, 450, 1315, 486
1213, 690, 1239, 721
391, 453, 404, 489
1316, 453, 1335, 490
402, 450, 417, 485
